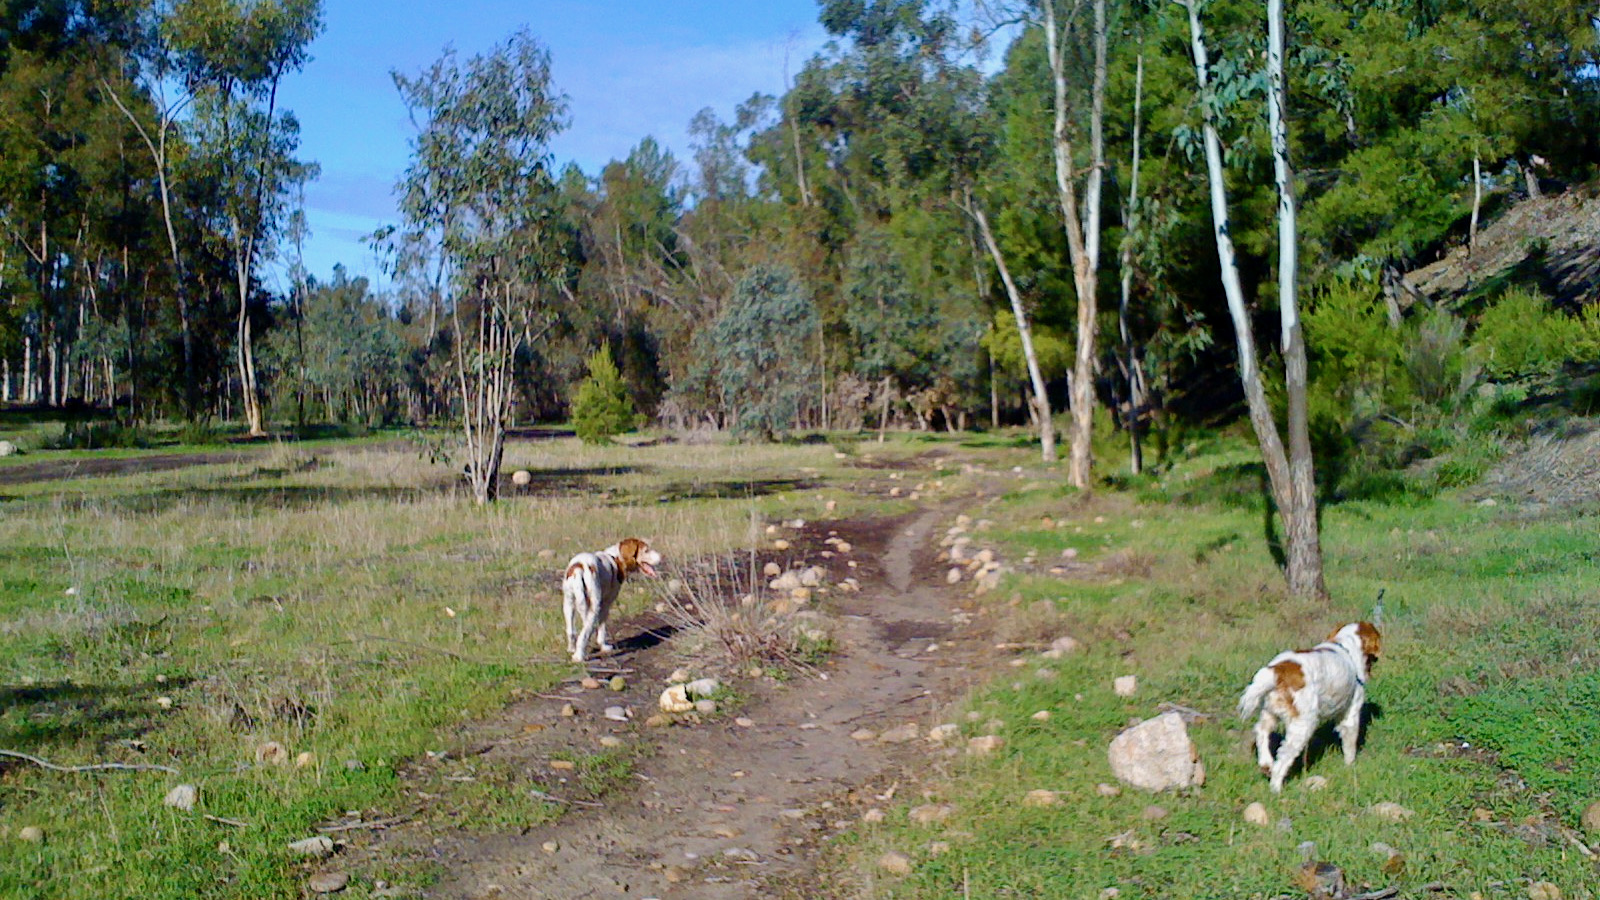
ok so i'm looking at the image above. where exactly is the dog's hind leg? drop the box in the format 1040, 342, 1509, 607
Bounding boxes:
596, 619, 613, 656
1253, 710, 1278, 773
562, 586, 577, 657
1337, 689, 1365, 764
1270, 716, 1316, 793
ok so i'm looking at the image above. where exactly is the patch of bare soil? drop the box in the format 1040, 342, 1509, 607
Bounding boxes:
350, 499, 1006, 899
0, 449, 262, 486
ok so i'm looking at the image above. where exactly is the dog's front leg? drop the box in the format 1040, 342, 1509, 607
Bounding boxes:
596, 619, 614, 656
1337, 689, 1365, 765
562, 591, 577, 656
1253, 711, 1278, 773
1271, 716, 1316, 793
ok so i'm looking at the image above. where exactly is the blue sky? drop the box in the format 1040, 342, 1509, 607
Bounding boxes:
273, 0, 831, 290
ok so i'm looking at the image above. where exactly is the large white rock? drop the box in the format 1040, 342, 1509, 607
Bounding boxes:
0, 440, 17, 457
1107, 712, 1206, 792
659, 685, 694, 713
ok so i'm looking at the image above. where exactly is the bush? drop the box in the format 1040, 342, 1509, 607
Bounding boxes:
42, 420, 152, 450
1472, 287, 1578, 380
571, 345, 637, 444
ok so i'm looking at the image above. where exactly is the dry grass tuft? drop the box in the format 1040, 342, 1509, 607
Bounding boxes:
655, 560, 832, 673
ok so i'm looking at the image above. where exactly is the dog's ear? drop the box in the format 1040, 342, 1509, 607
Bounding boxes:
618, 538, 642, 569
1356, 621, 1382, 660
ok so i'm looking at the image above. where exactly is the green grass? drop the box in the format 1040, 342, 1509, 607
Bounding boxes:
0, 433, 888, 899
835, 436, 1600, 899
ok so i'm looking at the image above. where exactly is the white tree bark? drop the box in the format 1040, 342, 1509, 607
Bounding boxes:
1118, 48, 1145, 476
969, 196, 1056, 462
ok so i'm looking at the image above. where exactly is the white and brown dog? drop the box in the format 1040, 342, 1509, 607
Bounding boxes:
1238, 621, 1382, 792
562, 538, 661, 663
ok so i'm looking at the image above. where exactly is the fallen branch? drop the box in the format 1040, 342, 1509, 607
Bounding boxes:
204, 814, 251, 827
315, 814, 411, 833
528, 787, 602, 809
0, 749, 178, 775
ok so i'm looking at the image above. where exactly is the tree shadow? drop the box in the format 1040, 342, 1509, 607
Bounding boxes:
629, 477, 816, 505
1262, 701, 1386, 785
0, 677, 190, 759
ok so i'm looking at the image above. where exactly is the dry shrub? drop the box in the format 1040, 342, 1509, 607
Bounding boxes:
655, 561, 832, 673
196, 662, 333, 736
1098, 548, 1156, 579
992, 599, 1076, 648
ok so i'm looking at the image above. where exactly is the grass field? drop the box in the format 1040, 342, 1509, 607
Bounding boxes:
0, 433, 892, 899
3, 419, 1599, 899
828, 434, 1600, 899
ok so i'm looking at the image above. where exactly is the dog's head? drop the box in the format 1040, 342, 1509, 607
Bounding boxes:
617, 537, 661, 579
1330, 621, 1382, 672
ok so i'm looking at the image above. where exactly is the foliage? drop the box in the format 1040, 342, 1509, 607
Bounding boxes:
1471, 287, 1581, 380
570, 344, 637, 444
697, 265, 819, 441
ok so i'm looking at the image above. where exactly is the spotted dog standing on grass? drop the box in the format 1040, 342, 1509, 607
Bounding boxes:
563, 537, 662, 663
1238, 621, 1382, 792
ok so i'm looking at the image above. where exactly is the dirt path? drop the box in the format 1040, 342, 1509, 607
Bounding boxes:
377, 499, 998, 900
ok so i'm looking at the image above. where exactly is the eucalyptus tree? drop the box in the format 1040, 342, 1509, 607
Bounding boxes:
391, 29, 569, 504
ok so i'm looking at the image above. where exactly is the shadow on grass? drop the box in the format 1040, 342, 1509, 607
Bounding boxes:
633, 477, 816, 504
0, 677, 189, 758
1261, 701, 1386, 787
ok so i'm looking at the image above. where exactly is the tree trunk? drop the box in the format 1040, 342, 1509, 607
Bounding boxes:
877, 376, 892, 443
1045, 0, 1106, 489
1468, 154, 1482, 257
1118, 47, 1146, 476
235, 250, 266, 437
969, 196, 1056, 462
1186, 0, 1324, 600
1523, 158, 1541, 198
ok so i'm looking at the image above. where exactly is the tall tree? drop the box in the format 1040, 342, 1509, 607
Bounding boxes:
392, 29, 568, 504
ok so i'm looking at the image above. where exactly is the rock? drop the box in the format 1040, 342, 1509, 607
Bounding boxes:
1528, 883, 1562, 900
1368, 802, 1415, 822
537, 549, 555, 560
851, 729, 877, 742
770, 570, 803, 591
603, 706, 630, 722
927, 723, 959, 743
308, 872, 350, 894
0, 441, 18, 457
878, 723, 922, 744
560, 703, 577, 717
164, 784, 198, 811
288, 836, 335, 858
1052, 636, 1083, 655
1294, 862, 1345, 899
17, 826, 43, 843
1113, 675, 1138, 697
909, 804, 954, 825
1303, 775, 1329, 792
580, 677, 602, 690
735, 717, 755, 728
711, 824, 741, 839
836, 541, 852, 553
1031, 710, 1051, 722
1023, 790, 1060, 807
644, 715, 669, 728
510, 470, 532, 486
256, 741, 289, 765
542, 840, 559, 853
928, 840, 951, 856
668, 668, 691, 684
1243, 803, 1272, 827
826, 499, 838, 511
946, 568, 963, 584
877, 851, 913, 876
694, 699, 717, 714
1107, 712, 1205, 792
608, 675, 627, 692
1096, 783, 1122, 798
550, 760, 576, 771
1583, 800, 1600, 834
1142, 805, 1169, 821
763, 562, 783, 577
967, 735, 1005, 756
889, 487, 903, 497
659, 685, 694, 713
798, 566, 826, 587
685, 678, 720, 698
156, 696, 174, 709
862, 808, 886, 823
343, 759, 364, 771
599, 736, 623, 748
295, 751, 316, 768
773, 539, 791, 550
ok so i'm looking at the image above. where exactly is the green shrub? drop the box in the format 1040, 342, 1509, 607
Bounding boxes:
571, 345, 637, 444
1472, 287, 1578, 380
42, 420, 152, 450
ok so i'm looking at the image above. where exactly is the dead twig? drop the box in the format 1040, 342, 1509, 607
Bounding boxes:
528, 787, 602, 809
1349, 888, 1399, 900
315, 814, 411, 833
203, 814, 251, 827
0, 749, 178, 775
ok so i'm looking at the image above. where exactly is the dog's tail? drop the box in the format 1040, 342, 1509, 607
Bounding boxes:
1237, 664, 1279, 721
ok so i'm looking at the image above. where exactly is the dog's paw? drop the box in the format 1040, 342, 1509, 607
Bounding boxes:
598, 644, 615, 655
570, 653, 588, 664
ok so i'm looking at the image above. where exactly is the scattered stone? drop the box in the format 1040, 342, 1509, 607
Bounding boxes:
1243, 803, 1272, 827
1051, 635, 1083, 655
967, 735, 1005, 756
1031, 710, 1051, 722
659, 685, 694, 713
550, 760, 576, 771
862, 808, 886, 823
825, 500, 838, 511
603, 706, 630, 722
1107, 712, 1206, 792
560, 703, 577, 717
668, 668, 691, 684
878, 723, 922, 744
644, 715, 669, 728
256, 741, 289, 766
909, 804, 954, 826
927, 723, 959, 743
605, 675, 627, 692
1582, 801, 1600, 834
1303, 775, 1328, 791
156, 696, 174, 710
343, 759, 364, 771
537, 549, 555, 561
1113, 676, 1138, 697
723, 847, 759, 862
542, 841, 559, 853
851, 729, 878, 742
0, 441, 17, 457
877, 851, 913, 876
1096, 783, 1122, 798
835, 541, 852, 553
308, 872, 349, 894
164, 784, 198, 811
685, 678, 720, 698
1368, 802, 1415, 822
1142, 805, 1169, 821
1023, 790, 1060, 807
773, 539, 791, 550
663, 864, 688, 882
770, 570, 803, 591
889, 487, 903, 497
580, 677, 602, 690
1294, 862, 1345, 898
17, 826, 43, 843
798, 566, 826, 587
711, 824, 741, 839
510, 470, 532, 486
694, 699, 717, 715
288, 836, 335, 858
946, 568, 963, 584
295, 751, 316, 769
763, 561, 783, 577
599, 736, 623, 749
735, 717, 754, 728
1528, 883, 1563, 900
